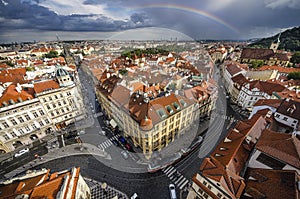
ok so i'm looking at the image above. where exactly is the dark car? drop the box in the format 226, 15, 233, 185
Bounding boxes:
112, 139, 119, 146
118, 136, 126, 144
125, 143, 132, 151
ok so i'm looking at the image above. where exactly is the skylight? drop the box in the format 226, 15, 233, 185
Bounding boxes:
157, 109, 167, 118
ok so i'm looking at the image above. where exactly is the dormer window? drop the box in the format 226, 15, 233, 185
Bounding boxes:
166, 105, 173, 114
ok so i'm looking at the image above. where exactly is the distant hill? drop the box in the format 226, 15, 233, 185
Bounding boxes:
249, 26, 300, 51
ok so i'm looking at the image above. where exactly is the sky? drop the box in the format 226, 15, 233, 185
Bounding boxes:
0, 0, 300, 43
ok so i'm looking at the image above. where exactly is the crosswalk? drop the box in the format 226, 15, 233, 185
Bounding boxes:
162, 166, 189, 190
97, 135, 120, 150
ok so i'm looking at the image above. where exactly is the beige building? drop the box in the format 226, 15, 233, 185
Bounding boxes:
97, 75, 198, 158
0, 86, 53, 153
0, 67, 85, 153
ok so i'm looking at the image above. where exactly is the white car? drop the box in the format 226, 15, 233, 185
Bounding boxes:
131, 193, 138, 199
14, 148, 29, 157
121, 150, 129, 159
169, 184, 177, 199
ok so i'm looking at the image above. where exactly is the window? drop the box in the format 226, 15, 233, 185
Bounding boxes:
207, 185, 212, 189
3, 134, 9, 141
52, 103, 56, 108
32, 124, 37, 129
18, 117, 24, 123
45, 119, 50, 124
283, 117, 288, 121
60, 93, 63, 97
61, 108, 65, 113
46, 105, 51, 110
58, 102, 62, 106
63, 100, 67, 105
25, 126, 30, 131
3, 122, 9, 128
33, 112, 38, 118
39, 110, 45, 115
25, 114, 30, 120
10, 132, 17, 137
39, 121, 44, 126
55, 95, 58, 99
18, 129, 25, 134
197, 188, 203, 194
217, 193, 222, 198
11, 119, 17, 125
203, 181, 207, 186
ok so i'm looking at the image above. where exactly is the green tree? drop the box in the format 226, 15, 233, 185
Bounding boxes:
291, 52, 300, 64
287, 72, 300, 80
43, 50, 59, 58
250, 60, 264, 69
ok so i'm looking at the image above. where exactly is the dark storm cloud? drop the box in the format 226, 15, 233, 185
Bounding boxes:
0, 0, 152, 32
1, 0, 300, 41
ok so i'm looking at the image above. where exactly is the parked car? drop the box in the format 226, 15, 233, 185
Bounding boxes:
78, 130, 86, 135
14, 148, 29, 158
131, 193, 138, 199
99, 130, 106, 136
118, 136, 126, 144
121, 150, 129, 159
112, 139, 119, 146
125, 143, 132, 151
169, 184, 177, 199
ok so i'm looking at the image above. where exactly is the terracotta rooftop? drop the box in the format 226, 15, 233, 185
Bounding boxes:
0, 84, 35, 107
226, 63, 243, 76
33, 80, 60, 94
257, 65, 300, 73
256, 129, 300, 169
247, 80, 286, 96
241, 48, 289, 61
243, 168, 300, 199
253, 98, 282, 108
200, 156, 245, 199
0, 167, 84, 199
0, 68, 27, 84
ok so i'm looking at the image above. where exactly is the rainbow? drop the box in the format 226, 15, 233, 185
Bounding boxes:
131, 4, 239, 34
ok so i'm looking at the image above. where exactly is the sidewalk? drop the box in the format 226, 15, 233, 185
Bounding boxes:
85, 177, 129, 199
4, 143, 110, 179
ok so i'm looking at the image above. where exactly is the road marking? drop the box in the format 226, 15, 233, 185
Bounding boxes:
167, 168, 176, 177
163, 166, 173, 173
179, 179, 189, 190
174, 175, 183, 184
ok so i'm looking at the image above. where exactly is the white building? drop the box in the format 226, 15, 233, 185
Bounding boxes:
274, 99, 300, 130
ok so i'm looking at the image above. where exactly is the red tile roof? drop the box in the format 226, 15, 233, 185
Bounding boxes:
253, 99, 282, 108
0, 68, 27, 84
257, 65, 300, 74
243, 168, 300, 199
33, 80, 60, 94
0, 84, 34, 107
256, 129, 300, 169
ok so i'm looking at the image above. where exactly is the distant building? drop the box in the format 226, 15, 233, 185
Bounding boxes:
0, 167, 91, 199
240, 48, 289, 66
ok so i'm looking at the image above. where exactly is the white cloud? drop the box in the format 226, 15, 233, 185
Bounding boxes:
205, 0, 236, 11
37, 0, 129, 19
264, 0, 300, 9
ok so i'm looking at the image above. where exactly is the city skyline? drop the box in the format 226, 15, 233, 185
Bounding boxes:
1, 0, 300, 43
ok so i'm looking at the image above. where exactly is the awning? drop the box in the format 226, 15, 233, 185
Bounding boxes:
110, 119, 117, 128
